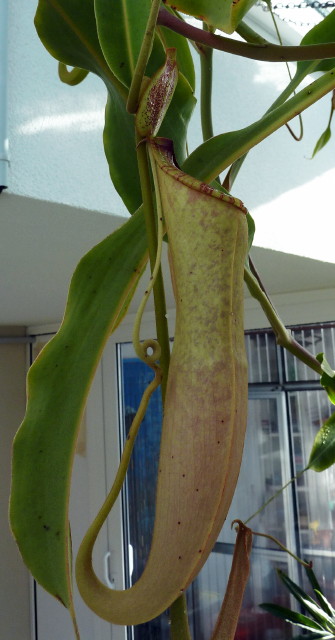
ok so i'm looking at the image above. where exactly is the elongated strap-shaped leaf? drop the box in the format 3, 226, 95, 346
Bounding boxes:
10, 209, 148, 610
94, 0, 196, 91
276, 571, 335, 629
211, 521, 252, 640
103, 90, 142, 214
76, 138, 248, 625
305, 564, 335, 617
260, 604, 326, 633
94, 0, 151, 88
183, 67, 335, 184
157, 20, 195, 92
164, 0, 257, 34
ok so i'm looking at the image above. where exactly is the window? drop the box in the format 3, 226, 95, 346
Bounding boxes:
117, 323, 335, 639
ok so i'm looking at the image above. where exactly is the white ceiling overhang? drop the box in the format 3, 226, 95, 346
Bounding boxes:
2, 191, 335, 327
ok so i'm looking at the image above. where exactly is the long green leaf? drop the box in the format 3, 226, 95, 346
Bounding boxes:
277, 571, 335, 629
308, 411, 335, 472
183, 67, 335, 183
9, 209, 148, 610
293, 634, 334, 639
164, 0, 258, 34
277, 570, 318, 610
158, 73, 196, 165
314, 591, 335, 619
157, 21, 195, 92
305, 565, 327, 600
94, 0, 151, 88
103, 91, 141, 214
93, 0, 196, 104
260, 604, 325, 632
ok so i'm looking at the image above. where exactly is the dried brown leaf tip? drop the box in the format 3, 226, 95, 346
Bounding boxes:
211, 520, 253, 640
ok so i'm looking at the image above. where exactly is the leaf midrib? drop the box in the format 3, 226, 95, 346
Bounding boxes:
121, 0, 135, 75
48, 0, 128, 99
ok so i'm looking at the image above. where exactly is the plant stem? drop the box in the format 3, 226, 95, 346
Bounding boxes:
170, 594, 192, 640
136, 134, 171, 399
157, 6, 335, 63
199, 24, 214, 141
244, 261, 323, 376
250, 528, 311, 567
127, 0, 161, 114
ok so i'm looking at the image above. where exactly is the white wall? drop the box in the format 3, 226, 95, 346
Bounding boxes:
6, 0, 335, 259
7, 1, 121, 215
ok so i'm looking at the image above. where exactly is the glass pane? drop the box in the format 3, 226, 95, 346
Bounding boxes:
288, 389, 335, 603
192, 395, 295, 640
245, 332, 279, 384
284, 324, 335, 382
221, 397, 291, 550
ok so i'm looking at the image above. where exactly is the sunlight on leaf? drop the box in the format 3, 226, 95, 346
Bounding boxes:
308, 411, 335, 472
94, 0, 151, 88
316, 353, 335, 404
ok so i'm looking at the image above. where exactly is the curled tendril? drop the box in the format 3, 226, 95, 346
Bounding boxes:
137, 338, 162, 365
58, 62, 89, 86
